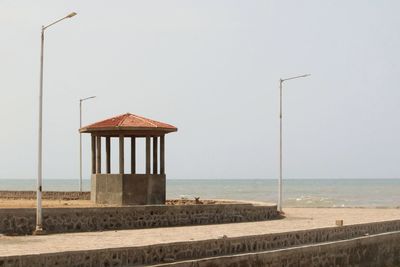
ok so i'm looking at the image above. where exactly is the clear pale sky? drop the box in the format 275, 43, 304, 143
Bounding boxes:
1, 1, 399, 180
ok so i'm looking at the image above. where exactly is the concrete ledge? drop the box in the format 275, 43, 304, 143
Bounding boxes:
0, 202, 278, 235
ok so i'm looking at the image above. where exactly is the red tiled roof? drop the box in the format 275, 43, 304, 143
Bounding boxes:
80, 113, 177, 133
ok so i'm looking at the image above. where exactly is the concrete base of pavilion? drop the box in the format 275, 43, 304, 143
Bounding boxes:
91, 174, 166, 205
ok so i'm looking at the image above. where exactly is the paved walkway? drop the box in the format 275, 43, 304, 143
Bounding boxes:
1, 208, 400, 257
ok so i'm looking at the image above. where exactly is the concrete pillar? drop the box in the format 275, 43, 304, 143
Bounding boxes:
146, 136, 151, 174
160, 135, 165, 175
119, 135, 124, 174
96, 136, 101, 174
131, 137, 136, 174
91, 135, 96, 174
106, 137, 111, 174
153, 137, 158, 174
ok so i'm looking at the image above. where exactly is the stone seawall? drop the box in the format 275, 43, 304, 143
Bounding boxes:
0, 191, 90, 200
159, 231, 400, 267
0, 203, 278, 235
0, 222, 400, 267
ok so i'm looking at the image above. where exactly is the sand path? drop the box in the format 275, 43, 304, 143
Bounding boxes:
0, 207, 400, 257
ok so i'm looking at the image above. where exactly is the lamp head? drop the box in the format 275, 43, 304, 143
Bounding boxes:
80, 96, 97, 102
66, 12, 77, 18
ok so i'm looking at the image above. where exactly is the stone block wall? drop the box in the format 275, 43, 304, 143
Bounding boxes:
0, 203, 278, 235
161, 231, 400, 267
0, 191, 90, 200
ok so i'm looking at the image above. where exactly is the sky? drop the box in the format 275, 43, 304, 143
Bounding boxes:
0, 1, 400, 180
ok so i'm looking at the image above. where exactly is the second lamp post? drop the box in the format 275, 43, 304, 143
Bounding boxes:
278, 74, 311, 212
79, 96, 96, 192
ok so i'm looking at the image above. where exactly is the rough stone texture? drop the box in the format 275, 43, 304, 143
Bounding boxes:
0, 223, 400, 267
0, 203, 277, 235
155, 232, 400, 267
0, 191, 90, 200
92, 174, 166, 205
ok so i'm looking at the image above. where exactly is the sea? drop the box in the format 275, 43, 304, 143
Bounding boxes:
0, 178, 399, 208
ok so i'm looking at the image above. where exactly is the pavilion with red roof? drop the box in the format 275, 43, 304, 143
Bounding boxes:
80, 113, 177, 205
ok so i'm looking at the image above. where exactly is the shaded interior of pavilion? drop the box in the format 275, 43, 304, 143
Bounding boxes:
90, 134, 166, 176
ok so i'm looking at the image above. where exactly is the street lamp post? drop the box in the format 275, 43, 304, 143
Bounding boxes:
278, 74, 311, 213
79, 96, 96, 192
35, 12, 77, 234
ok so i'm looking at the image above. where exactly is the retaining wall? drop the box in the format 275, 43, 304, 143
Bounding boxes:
1, 220, 400, 266
0, 203, 278, 235
0, 191, 90, 200
157, 231, 400, 267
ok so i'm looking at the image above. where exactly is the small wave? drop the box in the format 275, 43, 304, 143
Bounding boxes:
286, 195, 338, 207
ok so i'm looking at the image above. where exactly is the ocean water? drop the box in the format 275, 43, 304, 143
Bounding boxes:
0, 178, 399, 208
